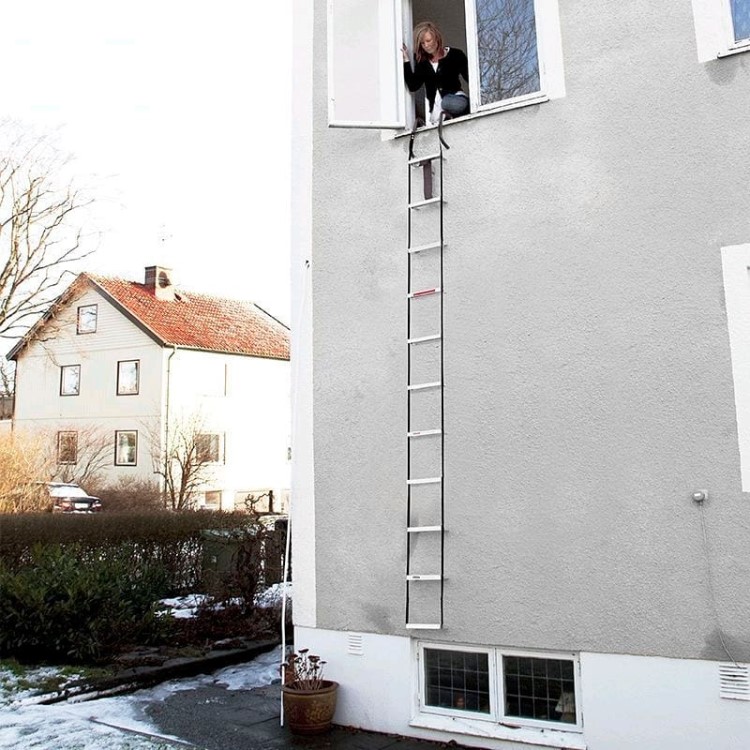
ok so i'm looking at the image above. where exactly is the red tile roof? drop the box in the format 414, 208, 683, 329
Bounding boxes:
88, 274, 289, 359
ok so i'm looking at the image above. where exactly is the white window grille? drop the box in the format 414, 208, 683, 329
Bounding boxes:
418, 642, 582, 731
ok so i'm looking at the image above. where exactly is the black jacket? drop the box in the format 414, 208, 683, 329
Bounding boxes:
403, 47, 469, 113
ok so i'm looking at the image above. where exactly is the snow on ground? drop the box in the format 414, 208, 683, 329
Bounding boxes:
158, 582, 290, 619
0, 646, 283, 750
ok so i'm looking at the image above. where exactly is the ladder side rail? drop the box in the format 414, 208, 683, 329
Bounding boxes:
438, 145, 446, 628
405, 143, 414, 626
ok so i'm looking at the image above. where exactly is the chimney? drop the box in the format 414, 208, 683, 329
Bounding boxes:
144, 266, 176, 301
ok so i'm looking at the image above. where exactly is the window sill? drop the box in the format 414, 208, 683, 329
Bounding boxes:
392, 93, 550, 140
410, 713, 586, 749
717, 41, 750, 58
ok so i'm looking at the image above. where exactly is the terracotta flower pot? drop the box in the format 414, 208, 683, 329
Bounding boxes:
282, 680, 339, 735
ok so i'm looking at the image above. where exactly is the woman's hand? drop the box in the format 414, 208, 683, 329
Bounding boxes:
401, 43, 409, 62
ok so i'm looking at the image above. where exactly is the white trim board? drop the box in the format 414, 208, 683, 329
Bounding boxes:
721, 243, 750, 493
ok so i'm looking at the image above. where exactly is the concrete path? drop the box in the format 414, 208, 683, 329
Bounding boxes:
146, 683, 462, 750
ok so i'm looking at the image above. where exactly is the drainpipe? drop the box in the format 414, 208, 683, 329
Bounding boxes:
164, 346, 178, 506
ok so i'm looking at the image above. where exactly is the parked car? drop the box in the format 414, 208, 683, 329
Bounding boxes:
46, 483, 102, 513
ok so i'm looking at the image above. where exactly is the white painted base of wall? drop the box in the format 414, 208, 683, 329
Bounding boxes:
294, 626, 750, 750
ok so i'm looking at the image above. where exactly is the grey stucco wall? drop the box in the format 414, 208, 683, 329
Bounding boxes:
310, 0, 750, 660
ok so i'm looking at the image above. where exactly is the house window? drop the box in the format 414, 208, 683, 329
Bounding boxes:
471, 0, 540, 107
203, 491, 222, 509
196, 433, 222, 463
419, 643, 581, 731
57, 431, 78, 464
60, 365, 81, 396
77, 304, 98, 334
115, 430, 138, 466
423, 647, 492, 714
117, 360, 140, 395
692, 0, 750, 60
326, 0, 564, 129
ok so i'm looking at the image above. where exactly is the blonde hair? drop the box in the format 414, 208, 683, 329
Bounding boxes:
413, 21, 444, 64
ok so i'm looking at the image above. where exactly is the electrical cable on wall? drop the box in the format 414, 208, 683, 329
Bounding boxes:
696, 495, 738, 665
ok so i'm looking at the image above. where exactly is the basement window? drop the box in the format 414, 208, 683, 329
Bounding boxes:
327, 0, 565, 130
418, 643, 582, 733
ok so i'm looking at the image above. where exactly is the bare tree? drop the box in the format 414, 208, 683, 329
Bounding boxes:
148, 413, 221, 511
0, 124, 95, 342
475, 0, 540, 104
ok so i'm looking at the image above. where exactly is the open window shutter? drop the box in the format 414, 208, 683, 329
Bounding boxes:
327, 0, 406, 128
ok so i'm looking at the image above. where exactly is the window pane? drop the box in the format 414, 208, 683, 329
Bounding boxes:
118, 361, 139, 395
115, 431, 137, 465
58, 432, 77, 464
61, 366, 80, 396
732, 0, 750, 41
475, 0, 540, 105
77, 305, 97, 334
196, 434, 220, 463
503, 656, 576, 724
424, 648, 491, 714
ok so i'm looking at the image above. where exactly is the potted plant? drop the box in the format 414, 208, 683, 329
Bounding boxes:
281, 648, 339, 735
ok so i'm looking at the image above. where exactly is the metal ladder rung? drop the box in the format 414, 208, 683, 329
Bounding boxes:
406, 623, 442, 630
409, 197, 442, 209
408, 287, 441, 299
407, 574, 442, 581
407, 525, 442, 533
408, 333, 441, 344
408, 153, 442, 165
408, 381, 441, 391
407, 428, 442, 438
407, 477, 442, 486
408, 241, 444, 255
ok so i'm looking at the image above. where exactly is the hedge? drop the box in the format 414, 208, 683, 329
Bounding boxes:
0, 511, 258, 594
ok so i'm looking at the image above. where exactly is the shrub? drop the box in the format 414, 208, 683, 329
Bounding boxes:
0, 431, 52, 513
0, 545, 172, 664
89, 477, 163, 513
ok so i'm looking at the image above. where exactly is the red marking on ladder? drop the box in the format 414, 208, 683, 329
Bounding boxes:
413, 288, 438, 297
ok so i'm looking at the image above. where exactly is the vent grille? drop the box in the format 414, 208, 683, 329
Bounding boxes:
347, 633, 364, 655
719, 664, 750, 700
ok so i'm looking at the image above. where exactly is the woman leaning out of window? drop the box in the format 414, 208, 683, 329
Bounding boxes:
402, 21, 469, 125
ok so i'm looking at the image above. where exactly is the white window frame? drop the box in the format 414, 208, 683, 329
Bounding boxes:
691, 0, 750, 61
463, 0, 565, 114
416, 641, 583, 734
328, 0, 407, 128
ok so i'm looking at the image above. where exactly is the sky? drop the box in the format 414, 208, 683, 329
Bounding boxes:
1, 1, 293, 342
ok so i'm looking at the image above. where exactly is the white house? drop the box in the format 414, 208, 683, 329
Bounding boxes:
290, 1, 750, 749
8, 265, 290, 510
